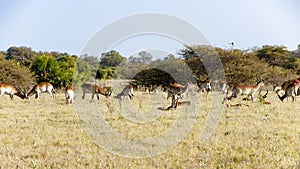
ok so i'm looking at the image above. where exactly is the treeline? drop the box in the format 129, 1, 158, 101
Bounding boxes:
0, 44, 299, 91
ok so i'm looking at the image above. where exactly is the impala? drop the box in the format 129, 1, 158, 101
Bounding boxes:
27, 82, 55, 99
166, 83, 189, 100
274, 78, 300, 98
276, 81, 300, 102
65, 86, 74, 104
197, 79, 211, 94
165, 83, 189, 109
81, 83, 112, 101
0, 83, 27, 100
224, 79, 264, 103
116, 84, 134, 99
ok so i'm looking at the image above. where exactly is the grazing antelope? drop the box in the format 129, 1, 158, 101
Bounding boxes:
0, 83, 27, 100
197, 79, 211, 94
81, 83, 112, 101
224, 79, 264, 103
116, 84, 134, 99
166, 83, 189, 100
27, 82, 55, 99
65, 86, 74, 104
276, 81, 300, 102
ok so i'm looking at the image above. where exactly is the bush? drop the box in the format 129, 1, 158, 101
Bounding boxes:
0, 59, 35, 91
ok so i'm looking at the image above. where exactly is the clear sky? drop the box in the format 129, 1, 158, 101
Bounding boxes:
0, 0, 299, 57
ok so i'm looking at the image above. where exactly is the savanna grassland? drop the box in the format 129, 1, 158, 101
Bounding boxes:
1, 89, 300, 168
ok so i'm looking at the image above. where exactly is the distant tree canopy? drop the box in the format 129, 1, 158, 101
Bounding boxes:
255, 45, 290, 68
180, 45, 296, 86
6, 46, 35, 67
100, 50, 126, 68
1, 45, 300, 89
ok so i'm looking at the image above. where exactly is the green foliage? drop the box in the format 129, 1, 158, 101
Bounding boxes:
130, 54, 194, 88
0, 59, 35, 91
255, 45, 290, 68
100, 50, 126, 68
31, 55, 76, 88
6, 46, 36, 67
180, 45, 296, 86
96, 67, 116, 79
72, 56, 99, 84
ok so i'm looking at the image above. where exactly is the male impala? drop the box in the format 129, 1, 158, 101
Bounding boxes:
81, 83, 112, 101
116, 84, 134, 99
166, 83, 189, 109
224, 79, 264, 103
276, 79, 300, 102
0, 83, 27, 100
27, 82, 55, 99
65, 86, 74, 104
274, 78, 300, 98
197, 79, 211, 94
166, 83, 189, 100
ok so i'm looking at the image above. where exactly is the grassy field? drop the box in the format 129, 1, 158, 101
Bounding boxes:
0, 89, 300, 168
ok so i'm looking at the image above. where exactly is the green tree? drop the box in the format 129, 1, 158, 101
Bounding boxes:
73, 57, 98, 84
0, 59, 35, 91
255, 45, 290, 68
31, 55, 76, 88
100, 50, 126, 68
6, 46, 36, 67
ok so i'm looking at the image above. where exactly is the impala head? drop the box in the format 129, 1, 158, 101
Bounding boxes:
205, 80, 212, 92
256, 79, 264, 86
104, 87, 112, 97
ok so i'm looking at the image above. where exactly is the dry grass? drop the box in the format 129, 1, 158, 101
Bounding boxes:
0, 89, 300, 168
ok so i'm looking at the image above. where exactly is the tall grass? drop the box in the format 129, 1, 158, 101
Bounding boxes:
0, 90, 299, 168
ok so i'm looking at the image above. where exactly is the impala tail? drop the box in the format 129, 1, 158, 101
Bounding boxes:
65, 86, 74, 104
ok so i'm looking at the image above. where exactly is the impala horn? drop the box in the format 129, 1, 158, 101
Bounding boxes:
263, 89, 268, 99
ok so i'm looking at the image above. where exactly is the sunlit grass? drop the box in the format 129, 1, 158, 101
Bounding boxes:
0, 90, 300, 168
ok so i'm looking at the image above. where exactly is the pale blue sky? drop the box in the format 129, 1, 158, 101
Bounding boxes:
0, 0, 299, 57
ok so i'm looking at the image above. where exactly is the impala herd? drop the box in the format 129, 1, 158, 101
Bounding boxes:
1, 77, 300, 108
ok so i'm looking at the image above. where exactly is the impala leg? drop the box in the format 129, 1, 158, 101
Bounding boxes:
82, 92, 85, 99
35, 93, 39, 99
91, 93, 94, 101
49, 91, 53, 98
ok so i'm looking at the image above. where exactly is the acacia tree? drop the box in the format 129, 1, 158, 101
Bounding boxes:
6, 46, 36, 67
256, 45, 290, 68
100, 50, 126, 68
0, 59, 35, 91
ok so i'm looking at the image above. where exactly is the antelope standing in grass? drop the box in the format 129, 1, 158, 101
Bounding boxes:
81, 83, 112, 101
166, 83, 188, 100
27, 82, 55, 99
197, 79, 211, 94
166, 83, 189, 109
65, 86, 74, 104
0, 83, 27, 100
116, 84, 134, 99
223, 79, 264, 103
275, 79, 300, 102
